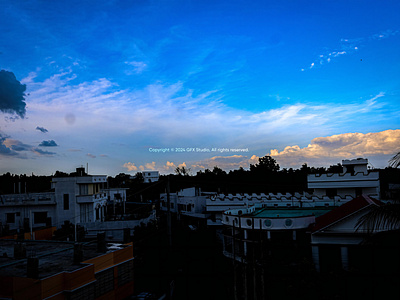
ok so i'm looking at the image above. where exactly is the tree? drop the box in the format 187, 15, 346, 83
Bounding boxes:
212, 166, 226, 176
175, 166, 191, 176
389, 151, 400, 168
249, 155, 280, 173
356, 152, 400, 233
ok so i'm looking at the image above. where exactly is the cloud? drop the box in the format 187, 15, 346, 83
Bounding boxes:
123, 162, 138, 171
36, 126, 48, 133
39, 140, 58, 147
0, 134, 18, 156
190, 154, 259, 172
303, 30, 399, 71
268, 129, 400, 167
124, 161, 156, 172
13, 67, 398, 173
124, 61, 147, 74
2, 138, 31, 153
32, 148, 56, 156
142, 161, 156, 170
1, 137, 56, 157
87, 153, 96, 158
0, 70, 27, 118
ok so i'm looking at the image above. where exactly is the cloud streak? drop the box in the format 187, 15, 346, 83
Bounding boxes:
302, 30, 399, 71
36, 126, 48, 133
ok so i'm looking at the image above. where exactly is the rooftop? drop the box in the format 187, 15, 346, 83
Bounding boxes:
249, 207, 333, 218
0, 240, 129, 279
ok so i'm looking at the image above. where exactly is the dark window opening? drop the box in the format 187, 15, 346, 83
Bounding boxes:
34, 212, 48, 224
6, 213, 15, 223
64, 194, 69, 210
346, 165, 355, 175
355, 187, 363, 197
326, 188, 337, 198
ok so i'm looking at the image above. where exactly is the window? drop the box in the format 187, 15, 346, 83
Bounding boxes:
346, 165, 355, 175
34, 212, 47, 224
79, 184, 88, 195
95, 269, 114, 297
6, 213, 15, 223
355, 187, 363, 197
326, 188, 337, 198
118, 260, 134, 287
64, 194, 69, 210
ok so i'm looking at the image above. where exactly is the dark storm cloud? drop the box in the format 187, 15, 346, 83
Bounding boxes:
36, 126, 48, 133
39, 140, 58, 147
0, 70, 27, 118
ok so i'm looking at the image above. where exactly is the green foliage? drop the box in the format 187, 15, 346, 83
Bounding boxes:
249, 155, 280, 173
389, 151, 400, 168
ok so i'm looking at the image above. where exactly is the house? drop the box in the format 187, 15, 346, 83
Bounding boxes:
310, 194, 387, 273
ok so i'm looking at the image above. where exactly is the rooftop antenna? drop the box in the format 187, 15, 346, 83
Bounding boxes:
86, 163, 89, 174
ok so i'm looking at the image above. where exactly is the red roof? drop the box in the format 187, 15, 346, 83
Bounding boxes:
311, 195, 383, 232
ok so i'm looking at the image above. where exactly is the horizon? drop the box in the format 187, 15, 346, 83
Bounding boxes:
1, 0, 399, 176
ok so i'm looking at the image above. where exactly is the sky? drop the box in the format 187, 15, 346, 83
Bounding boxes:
0, 0, 400, 176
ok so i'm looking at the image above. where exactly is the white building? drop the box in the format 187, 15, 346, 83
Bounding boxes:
160, 187, 212, 221
51, 171, 108, 224
308, 158, 380, 199
0, 192, 56, 231
142, 171, 159, 183
0, 168, 126, 232
160, 158, 384, 226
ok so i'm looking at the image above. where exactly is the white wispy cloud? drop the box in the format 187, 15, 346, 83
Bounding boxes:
124, 61, 148, 74
302, 29, 399, 71
2, 65, 397, 174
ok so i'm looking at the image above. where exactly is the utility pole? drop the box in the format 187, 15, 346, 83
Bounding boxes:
166, 175, 172, 248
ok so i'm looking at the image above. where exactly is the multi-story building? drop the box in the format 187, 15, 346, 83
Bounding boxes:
142, 170, 159, 183
160, 158, 389, 226
308, 158, 380, 199
0, 168, 126, 233
51, 169, 108, 224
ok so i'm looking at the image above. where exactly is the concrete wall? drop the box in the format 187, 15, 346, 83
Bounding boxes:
80, 212, 156, 241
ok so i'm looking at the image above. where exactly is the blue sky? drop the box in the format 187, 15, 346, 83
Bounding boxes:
0, 0, 399, 175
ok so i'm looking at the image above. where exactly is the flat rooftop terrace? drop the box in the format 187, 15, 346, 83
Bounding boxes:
249, 207, 333, 218
0, 240, 127, 279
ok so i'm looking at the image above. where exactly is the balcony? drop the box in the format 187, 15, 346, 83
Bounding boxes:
0, 193, 56, 206
77, 193, 107, 203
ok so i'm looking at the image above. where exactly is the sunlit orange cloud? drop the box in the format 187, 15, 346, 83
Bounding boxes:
268, 130, 400, 167
122, 162, 138, 171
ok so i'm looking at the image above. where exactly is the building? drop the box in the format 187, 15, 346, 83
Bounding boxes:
308, 158, 380, 199
51, 169, 108, 224
159, 187, 213, 225
0, 239, 134, 300
310, 194, 389, 272
0, 168, 127, 234
159, 158, 389, 227
142, 171, 159, 183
